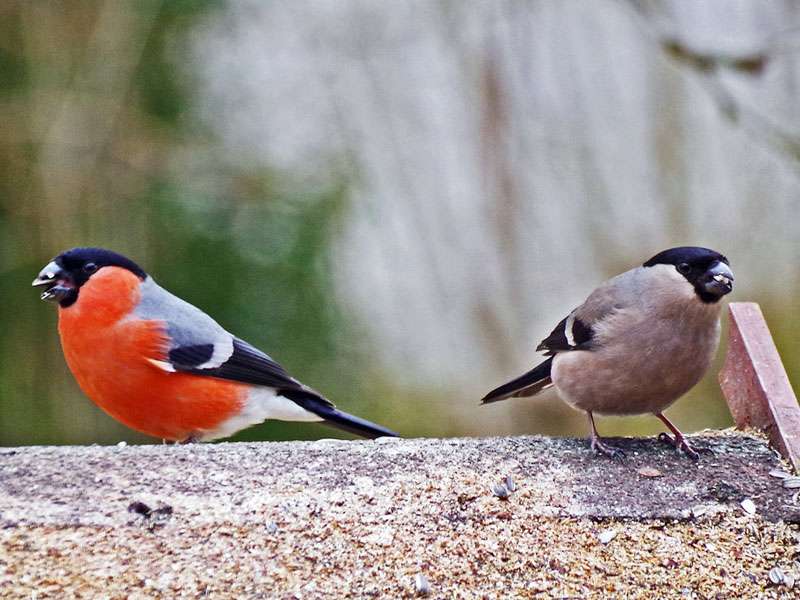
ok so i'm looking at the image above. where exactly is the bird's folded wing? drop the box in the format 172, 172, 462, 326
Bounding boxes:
167, 337, 334, 408
536, 270, 637, 356
134, 278, 332, 407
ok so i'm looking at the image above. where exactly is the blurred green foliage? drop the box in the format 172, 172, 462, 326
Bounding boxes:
0, 2, 795, 447
0, 0, 411, 445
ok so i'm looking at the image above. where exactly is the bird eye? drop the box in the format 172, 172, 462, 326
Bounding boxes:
83, 262, 98, 274
677, 262, 691, 275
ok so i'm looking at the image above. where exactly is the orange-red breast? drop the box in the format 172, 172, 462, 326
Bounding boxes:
33, 247, 397, 442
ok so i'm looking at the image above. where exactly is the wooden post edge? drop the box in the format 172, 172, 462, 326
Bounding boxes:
719, 302, 800, 471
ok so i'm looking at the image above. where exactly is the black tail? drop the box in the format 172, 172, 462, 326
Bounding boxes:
314, 405, 398, 439
481, 357, 554, 404
282, 389, 398, 439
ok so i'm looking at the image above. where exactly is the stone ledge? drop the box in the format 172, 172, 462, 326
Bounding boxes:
1, 433, 797, 526
2, 434, 799, 598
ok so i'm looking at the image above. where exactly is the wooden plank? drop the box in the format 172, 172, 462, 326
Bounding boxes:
719, 302, 800, 470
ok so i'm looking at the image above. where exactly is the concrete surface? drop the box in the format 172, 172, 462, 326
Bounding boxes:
2, 433, 800, 598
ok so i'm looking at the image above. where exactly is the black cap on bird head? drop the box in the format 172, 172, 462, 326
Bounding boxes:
643, 246, 734, 303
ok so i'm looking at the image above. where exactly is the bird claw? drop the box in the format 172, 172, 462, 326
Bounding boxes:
658, 432, 702, 460
590, 437, 625, 459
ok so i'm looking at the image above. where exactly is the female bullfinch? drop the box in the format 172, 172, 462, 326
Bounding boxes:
481, 246, 733, 459
33, 247, 397, 442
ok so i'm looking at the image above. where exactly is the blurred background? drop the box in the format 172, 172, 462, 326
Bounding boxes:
1, 0, 798, 446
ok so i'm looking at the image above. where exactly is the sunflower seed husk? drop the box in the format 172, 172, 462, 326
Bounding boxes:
784, 573, 795, 589
782, 477, 800, 489
414, 573, 431, 596
637, 467, 662, 478
492, 484, 510, 500
505, 475, 517, 492
746, 523, 760, 539
769, 469, 791, 479
597, 529, 617, 544
769, 567, 784, 585
741, 498, 757, 515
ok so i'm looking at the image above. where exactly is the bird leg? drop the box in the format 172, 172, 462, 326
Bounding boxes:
162, 436, 198, 445
587, 411, 624, 458
656, 413, 700, 460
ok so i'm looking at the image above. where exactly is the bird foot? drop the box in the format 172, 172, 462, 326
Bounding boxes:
590, 436, 625, 459
658, 432, 702, 460
162, 435, 199, 445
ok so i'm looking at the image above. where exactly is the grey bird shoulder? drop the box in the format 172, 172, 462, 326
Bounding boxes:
132, 277, 328, 404
133, 276, 235, 370
536, 268, 641, 356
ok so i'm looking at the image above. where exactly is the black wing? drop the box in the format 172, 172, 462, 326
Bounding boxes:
169, 338, 398, 438
481, 312, 595, 404
536, 313, 595, 356
170, 338, 334, 408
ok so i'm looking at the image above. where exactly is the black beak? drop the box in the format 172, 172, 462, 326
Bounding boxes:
701, 261, 734, 298
32, 261, 73, 303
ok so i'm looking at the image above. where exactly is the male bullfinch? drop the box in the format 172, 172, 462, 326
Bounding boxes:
482, 247, 734, 459
33, 247, 397, 442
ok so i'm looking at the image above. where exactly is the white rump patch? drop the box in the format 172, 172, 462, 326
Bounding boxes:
200, 387, 323, 441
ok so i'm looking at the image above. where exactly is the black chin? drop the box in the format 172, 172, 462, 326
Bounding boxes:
40, 283, 78, 307
58, 288, 79, 307
696, 289, 722, 303
696, 281, 732, 304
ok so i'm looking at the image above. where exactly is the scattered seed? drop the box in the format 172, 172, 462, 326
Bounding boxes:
505, 475, 517, 492
414, 573, 431, 596
597, 529, 617, 544
637, 467, 662, 478
127, 501, 172, 530
492, 484, 510, 500
116, 441, 127, 448
128, 501, 152, 517
768, 567, 784, 585
705, 480, 742, 503
746, 523, 760, 539
785, 573, 796, 589
740, 499, 757, 515
691, 505, 707, 518
152, 505, 173, 518
782, 477, 800, 489
769, 469, 791, 479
